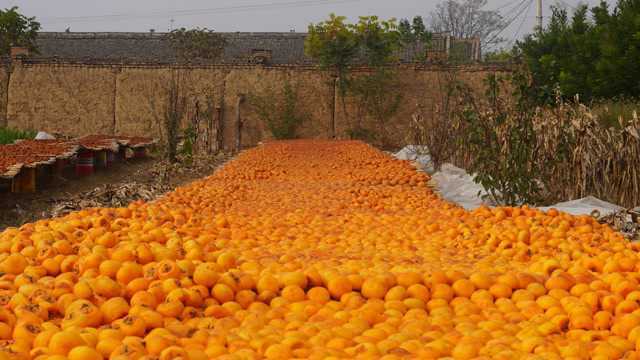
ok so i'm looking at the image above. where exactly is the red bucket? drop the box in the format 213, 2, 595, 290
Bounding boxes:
75, 150, 94, 176
133, 147, 147, 158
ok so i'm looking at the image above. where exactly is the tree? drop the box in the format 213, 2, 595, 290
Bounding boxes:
516, 0, 640, 103
305, 14, 404, 145
166, 27, 226, 63
305, 14, 360, 95
0, 7, 41, 56
429, 0, 505, 46
399, 16, 431, 44
353, 16, 401, 67
398, 16, 432, 61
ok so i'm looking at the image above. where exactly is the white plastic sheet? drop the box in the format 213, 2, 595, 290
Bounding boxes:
430, 163, 494, 210
394, 145, 434, 174
35, 131, 55, 140
539, 196, 623, 217
394, 145, 623, 216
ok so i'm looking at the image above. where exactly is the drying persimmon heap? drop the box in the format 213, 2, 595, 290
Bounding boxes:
0, 140, 636, 359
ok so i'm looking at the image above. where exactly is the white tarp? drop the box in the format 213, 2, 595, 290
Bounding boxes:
394, 145, 434, 173
539, 196, 623, 217
35, 131, 55, 140
394, 145, 624, 216
430, 163, 494, 210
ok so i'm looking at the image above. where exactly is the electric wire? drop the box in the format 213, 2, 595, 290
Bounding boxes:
483, 0, 534, 49
40, 0, 362, 25
509, 0, 534, 46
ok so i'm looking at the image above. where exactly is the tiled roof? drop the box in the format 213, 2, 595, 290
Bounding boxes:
34, 32, 311, 64
33, 32, 452, 64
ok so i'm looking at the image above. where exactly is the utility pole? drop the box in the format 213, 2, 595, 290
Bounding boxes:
536, 0, 543, 31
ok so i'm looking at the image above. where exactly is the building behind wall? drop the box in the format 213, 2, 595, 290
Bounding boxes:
33, 31, 482, 64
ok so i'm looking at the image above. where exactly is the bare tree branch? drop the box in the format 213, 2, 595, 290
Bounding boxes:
429, 0, 506, 46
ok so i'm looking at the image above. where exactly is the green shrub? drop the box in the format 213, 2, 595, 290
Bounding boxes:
459, 74, 543, 206
0, 127, 36, 144
249, 80, 307, 140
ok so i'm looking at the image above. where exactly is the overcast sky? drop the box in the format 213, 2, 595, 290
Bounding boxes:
4, 0, 607, 49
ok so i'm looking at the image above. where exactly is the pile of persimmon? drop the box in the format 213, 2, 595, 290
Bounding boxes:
0, 139, 637, 359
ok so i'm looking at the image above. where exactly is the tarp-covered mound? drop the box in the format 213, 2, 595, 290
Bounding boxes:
394, 145, 625, 216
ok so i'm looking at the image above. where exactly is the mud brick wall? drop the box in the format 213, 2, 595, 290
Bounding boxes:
5, 62, 509, 149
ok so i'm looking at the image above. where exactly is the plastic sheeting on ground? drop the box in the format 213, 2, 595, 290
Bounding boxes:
430, 163, 494, 210
35, 131, 55, 140
394, 145, 624, 216
538, 196, 624, 217
393, 145, 434, 174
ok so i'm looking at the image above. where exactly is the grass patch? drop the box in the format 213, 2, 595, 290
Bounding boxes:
0, 128, 37, 145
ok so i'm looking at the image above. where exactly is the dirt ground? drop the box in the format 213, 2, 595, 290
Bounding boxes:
0, 153, 231, 230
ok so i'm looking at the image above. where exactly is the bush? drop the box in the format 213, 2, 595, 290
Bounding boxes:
249, 80, 307, 140
459, 74, 543, 206
0, 127, 36, 144
451, 72, 640, 208
409, 70, 467, 171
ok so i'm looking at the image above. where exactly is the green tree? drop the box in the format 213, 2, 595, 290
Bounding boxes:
305, 14, 360, 94
517, 0, 640, 103
166, 27, 226, 63
398, 16, 432, 61
0, 7, 40, 56
353, 16, 401, 67
305, 14, 403, 143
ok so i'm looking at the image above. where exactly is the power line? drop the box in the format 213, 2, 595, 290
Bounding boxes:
40, 0, 362, 25
510, 0, 534, 45
556, 0, 577, 10
484, 0, 533, 49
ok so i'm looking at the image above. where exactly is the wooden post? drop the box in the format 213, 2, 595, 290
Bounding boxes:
332, 76, 338, 139
95, 150, 108, 169
235, 94, 245, 153
211, 105, 222, 154
11, 167, 36, 193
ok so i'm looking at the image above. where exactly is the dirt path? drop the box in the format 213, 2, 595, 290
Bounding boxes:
0, 154, 231, 230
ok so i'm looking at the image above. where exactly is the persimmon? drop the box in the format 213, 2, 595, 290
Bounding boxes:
0, 140, 638, 357
49, 330, 86, 355
99, 297, 129, 323
67, 346, 103, 360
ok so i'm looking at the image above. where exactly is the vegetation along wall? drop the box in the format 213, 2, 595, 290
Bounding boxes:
3, 61, 509, 149
0, 63, 8, 127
